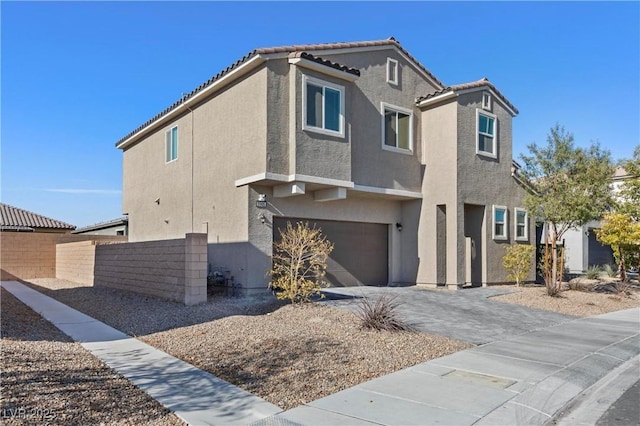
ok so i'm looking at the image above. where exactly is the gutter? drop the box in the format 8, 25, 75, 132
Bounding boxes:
116, 54, 268, 150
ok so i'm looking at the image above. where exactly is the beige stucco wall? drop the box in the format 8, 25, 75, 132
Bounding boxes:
418, 99, 459, 285
123, 67, 268, 244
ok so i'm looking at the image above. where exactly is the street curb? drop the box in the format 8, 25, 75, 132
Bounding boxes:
547, 354, 640, 425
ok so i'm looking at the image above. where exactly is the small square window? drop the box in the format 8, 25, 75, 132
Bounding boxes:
482, 92, 491, 110
493, 205, 508, 240
477, 110, 497, 158
515, 208, 528, 241
381, 103, 413, 153
386, 58, 399, 85
165, 126, 178, 163
303, 75, 345, 137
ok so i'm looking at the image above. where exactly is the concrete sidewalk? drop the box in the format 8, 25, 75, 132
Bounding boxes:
1, 281, 281, 426
255, 307, 640, 426
4, 280, 638, 425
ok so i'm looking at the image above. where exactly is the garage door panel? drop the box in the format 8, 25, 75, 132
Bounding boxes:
274, 218, 388, 287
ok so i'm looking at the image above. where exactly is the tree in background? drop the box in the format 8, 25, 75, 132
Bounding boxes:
595, 212, 640, 282
502, 244, 535, 287
519, 124, 614, 295
618, 145, 640, 221
269, 221, 334, 304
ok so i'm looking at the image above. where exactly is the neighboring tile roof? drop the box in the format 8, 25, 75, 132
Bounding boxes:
0, 203, 75, 231
417, 78, 519, 115
288, 51, 361, 76
116, 37, 445, 147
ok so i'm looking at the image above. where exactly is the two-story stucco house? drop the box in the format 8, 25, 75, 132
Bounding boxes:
116, 37, 534, 293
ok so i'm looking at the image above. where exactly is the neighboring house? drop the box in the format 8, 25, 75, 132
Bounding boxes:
73, 217, 128, 236
559, 167, 631, 274
116, 37, 533, 292
0, 203, 75, 233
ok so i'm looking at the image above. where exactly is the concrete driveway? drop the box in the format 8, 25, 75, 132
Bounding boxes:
320, 286, 573, 345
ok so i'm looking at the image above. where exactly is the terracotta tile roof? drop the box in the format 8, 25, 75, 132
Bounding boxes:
417, 78, 519, 115
0, 203, 75, 231
288, 51, 361, 76
116, 37, 445, 147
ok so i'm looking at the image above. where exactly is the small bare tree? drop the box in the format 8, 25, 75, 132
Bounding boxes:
503, 244, 535, 287
269, 221, 334, 304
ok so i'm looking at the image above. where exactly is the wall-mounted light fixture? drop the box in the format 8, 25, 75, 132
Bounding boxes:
155, 198, 160, 204
256, 194, 267, 209
396, 222, 403, 232
259, 213, 266, 224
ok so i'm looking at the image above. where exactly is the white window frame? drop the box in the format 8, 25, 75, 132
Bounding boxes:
476, 109, 498, 159
514, 208, 529, 241
381, 102, 413, 155
492, 205, 508, 240
386, 58, 399, 86
165, 125, 178, 163
482, 91, 491, 110
302, 75, 345, 138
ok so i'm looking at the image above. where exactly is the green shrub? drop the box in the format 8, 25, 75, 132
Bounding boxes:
503, 244, 535, 286
268, 221, 333, 304
585, 265, 602, 280
356, 293, 413, 332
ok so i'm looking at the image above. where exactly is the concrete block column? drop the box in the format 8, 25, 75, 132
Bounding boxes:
184, 233, 208, 305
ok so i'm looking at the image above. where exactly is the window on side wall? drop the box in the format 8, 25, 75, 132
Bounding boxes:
477, 110, 497, 158
493, 205, 508, 240
165, 126, 178, 163
303, 75, 344, 137
381, 103, 412, 153
515, 208, 528, 241
386, 58, 399, 85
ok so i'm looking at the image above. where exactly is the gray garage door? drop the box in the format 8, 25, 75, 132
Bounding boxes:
273, 217, 389, 287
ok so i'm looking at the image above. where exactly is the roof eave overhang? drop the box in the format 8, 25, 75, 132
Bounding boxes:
417, 91, 456, 109
288, 57, 359, 82
116, 54, 269, 150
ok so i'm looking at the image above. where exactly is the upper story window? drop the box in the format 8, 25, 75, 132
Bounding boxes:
381, 102, 413, 154
493, 205, 508, 240
477, 110, 497, 159
482, 92, 491, 110
165, 126, 178, 163
515, 208, 528, 241
303, 75, 344, 137
386, 58, 399, 85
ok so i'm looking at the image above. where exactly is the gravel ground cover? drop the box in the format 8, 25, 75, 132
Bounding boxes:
20, 278, 471, 410
0, 288, 184, 426
491, 283, 640, 317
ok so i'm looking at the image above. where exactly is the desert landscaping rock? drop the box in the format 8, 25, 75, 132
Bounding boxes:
0, 288, 184, 426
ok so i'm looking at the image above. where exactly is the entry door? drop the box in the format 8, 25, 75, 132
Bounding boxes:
464, 204, 485, 286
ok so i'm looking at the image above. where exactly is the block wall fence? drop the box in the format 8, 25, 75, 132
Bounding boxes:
60, 233, 208, 305
0, 232, 125, 281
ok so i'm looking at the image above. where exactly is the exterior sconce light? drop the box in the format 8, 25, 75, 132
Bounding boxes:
256, 194, 267, 209
154, 198, 160, 204
396, 222, 403, 232
259, 213, 266, 224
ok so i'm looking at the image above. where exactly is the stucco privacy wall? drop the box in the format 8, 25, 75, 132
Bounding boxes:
0, 232, 125, 281
93, 233, 207, 305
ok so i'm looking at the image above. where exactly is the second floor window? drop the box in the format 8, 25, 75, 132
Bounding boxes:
382, 103, 413, 153
165, 126, 178, 163
303, 76, 344, 137
477, 110, 497, 158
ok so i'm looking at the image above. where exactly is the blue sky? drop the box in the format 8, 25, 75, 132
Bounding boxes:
2, 1, 638, 227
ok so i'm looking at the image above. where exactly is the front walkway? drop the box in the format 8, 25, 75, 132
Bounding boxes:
320, 286, 573, 344
1, 281, 281, 426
